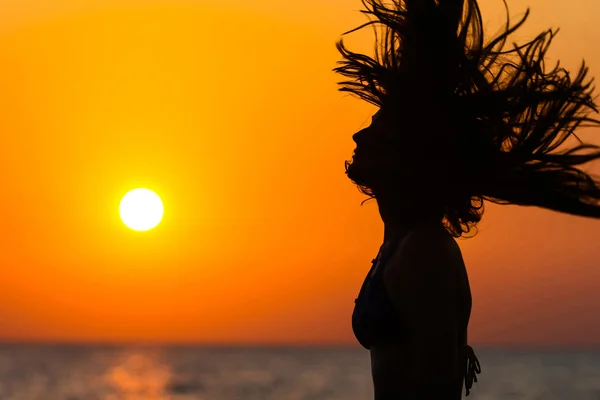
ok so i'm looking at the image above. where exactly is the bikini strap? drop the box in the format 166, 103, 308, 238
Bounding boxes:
461, 344, 482, 396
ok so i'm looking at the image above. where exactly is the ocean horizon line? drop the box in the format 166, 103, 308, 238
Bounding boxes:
1, 340, 600, 352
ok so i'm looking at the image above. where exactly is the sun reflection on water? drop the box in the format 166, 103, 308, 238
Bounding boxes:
103, 350, 173, 400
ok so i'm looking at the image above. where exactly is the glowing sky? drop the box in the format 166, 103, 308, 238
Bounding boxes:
1, 0, 600, 346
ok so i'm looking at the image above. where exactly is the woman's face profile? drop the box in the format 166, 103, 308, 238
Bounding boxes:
346, 109, 398, 187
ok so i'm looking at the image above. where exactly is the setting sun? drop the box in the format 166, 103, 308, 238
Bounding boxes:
119, 188, 164, 231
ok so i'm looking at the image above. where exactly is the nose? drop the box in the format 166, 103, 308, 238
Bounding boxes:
352, 128, 369, 145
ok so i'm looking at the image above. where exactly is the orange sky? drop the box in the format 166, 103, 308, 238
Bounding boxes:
1, 0, 600, 347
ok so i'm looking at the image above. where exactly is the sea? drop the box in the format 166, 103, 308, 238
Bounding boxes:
0, 345, 599, 400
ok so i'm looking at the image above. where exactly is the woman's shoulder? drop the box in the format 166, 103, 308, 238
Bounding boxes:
383, 223, 465, 323
387, 223, 463, 279
404, 223, 461, 258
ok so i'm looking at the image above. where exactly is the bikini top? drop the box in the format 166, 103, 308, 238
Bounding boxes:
352, 241, 482, 396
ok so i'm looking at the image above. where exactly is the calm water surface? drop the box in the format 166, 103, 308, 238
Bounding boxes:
1, 345, 600, 399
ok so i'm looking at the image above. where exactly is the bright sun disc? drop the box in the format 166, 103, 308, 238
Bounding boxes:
119, 188, 164, 231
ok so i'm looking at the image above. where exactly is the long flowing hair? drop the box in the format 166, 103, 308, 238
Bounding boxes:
334, 0, 600, 237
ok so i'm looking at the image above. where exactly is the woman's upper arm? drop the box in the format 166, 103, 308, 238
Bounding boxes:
383, 228, 459, 384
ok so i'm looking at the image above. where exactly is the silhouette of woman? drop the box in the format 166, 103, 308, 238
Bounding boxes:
334, 0, 600, 398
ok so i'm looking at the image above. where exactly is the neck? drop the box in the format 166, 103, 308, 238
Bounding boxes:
382, 219, 412, 245
376, 196, 444, 245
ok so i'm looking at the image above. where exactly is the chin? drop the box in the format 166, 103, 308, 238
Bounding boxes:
346, 162, 375, 187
